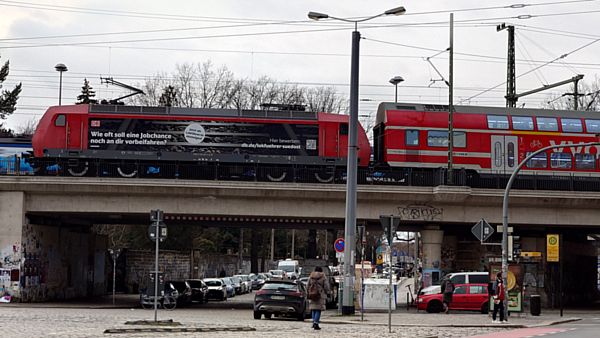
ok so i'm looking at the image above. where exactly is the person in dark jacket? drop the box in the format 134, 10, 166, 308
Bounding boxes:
307, 266, 330, 330
440, 277, 454, 314
492, 272, 506, 323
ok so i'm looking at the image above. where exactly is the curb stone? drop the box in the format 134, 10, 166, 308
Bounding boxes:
104, 326, 256, 334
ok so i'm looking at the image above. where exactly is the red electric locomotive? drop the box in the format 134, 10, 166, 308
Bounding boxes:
31, 104, 371, 182
374, 102, 600, 177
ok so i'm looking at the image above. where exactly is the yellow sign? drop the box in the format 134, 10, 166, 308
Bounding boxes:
376, 253, 384, 265
546, 234, 559, 262
520, 251, 542, 258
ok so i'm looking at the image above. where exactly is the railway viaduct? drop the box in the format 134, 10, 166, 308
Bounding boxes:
1, 176, 599, 306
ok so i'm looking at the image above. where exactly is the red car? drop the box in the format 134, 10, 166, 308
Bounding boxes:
416, 283, 489, 314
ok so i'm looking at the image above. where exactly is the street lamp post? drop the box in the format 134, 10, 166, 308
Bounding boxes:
389, 76, 404, 103
501, 140, 600, 321
55, 63, 68, 105
308, 6, 406, 315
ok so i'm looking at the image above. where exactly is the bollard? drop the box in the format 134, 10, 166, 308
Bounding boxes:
407, 292, 410, 311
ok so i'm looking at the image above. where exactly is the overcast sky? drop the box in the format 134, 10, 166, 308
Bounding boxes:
1, 0, 599, 130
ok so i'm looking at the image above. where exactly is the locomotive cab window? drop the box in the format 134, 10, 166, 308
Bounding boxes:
339, 123, 348, 135
585, 119, 600, 133
427, 131, 465, 148
536, 117, 558, 131
54, 114, 66, 127
561, 118, 583, 133
575, 153, 596, 169
526, 152, 547, 168
550, 152, 572, 169
405, 130, 419, 146
487, 115, 509, 129
511, 116, 534, 130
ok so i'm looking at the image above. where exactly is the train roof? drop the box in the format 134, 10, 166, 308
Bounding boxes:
87, 104, 319, 120
376, 102, 600, 124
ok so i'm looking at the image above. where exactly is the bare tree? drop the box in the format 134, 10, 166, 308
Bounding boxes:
130, 60, 347, 113
93, 224, 129, 249
543, 77, 600, 111
15, 118, 38, 135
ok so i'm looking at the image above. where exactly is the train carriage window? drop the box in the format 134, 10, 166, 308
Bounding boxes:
585, 119, 600, 133
550, 152, 572, 169
405, 130, 419, 146
536, 117, 558, 131
526, 152, 547, 168
511, 116, 534, 130
427, 131, 466, 148
494, 142, 503, 167
54, 114, 66, 127
575, 153, 596, 169
507, 142, 515, 167
487, 115, 509, 129
561, 118, 583, 133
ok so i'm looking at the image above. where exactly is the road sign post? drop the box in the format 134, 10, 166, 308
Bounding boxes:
380, 215, 400, 334
149, 209, 165, 322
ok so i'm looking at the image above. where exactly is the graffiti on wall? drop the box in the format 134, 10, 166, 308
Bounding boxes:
397, 204, 443, 221
1, 243, 21, 269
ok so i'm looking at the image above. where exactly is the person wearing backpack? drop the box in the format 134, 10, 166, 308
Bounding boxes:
307, 266, 330, 330
440, 277, 454, 314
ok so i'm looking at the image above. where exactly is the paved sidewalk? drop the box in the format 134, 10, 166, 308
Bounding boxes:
321, 309, 582, 328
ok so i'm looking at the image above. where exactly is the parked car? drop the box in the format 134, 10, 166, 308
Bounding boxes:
299, 260, 337, 308
203, 278, 227, 301
254, 274, 267, 290
164, 281, 192, 307
221, 277, 236, 298
186, 279, 209, 304
253, 279, 309, 321
417, 283, 490, 313
231, 276, 245, 295
419, 272, 489, 296
268, 269, 286, 279
234, 274, 252, 293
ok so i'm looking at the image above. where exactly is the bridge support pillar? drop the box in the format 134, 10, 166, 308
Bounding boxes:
0, 191, 25, 300
421, 225, 443, 285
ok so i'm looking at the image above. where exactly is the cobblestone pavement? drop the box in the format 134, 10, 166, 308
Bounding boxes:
1, 293, 587, 338
0, 306, 511, 338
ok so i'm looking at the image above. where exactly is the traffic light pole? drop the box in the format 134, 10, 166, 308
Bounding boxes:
150, 209, 164, 322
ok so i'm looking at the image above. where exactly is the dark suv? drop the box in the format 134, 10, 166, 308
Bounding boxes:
165, 281, 192, 307
186, 279, 209, 304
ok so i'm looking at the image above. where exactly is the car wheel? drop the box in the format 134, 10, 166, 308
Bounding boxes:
481, 302, 489, 314
264, 313, 272, 319
253, 311, 262, 320
426, 300, 443, 313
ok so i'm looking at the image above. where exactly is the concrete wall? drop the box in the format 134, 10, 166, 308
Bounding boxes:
0, 191, 24, 299
19, 223, 106, 302
125, 250, 192, 292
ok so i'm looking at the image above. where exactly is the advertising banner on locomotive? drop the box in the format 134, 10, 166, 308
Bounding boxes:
87, 118, 319, 156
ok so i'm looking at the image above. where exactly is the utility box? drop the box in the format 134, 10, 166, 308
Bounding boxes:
361, 279, 396, 311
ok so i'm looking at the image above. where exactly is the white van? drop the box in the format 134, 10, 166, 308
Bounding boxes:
419, 271, 489, 295
277, 259, 300, 280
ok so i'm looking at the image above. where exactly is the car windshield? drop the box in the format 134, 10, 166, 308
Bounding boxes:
167, 281, 187, 291
280, 266, 295, 272
187, 281, 203, 288
269, 270, 284, 275
204, 280, 222, 287
222, 278, 232, 285
262, 282, 298, 291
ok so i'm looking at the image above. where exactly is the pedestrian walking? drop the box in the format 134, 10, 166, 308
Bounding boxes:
492, 272, 506, 323
307, 266, 330, 330
440, 277, 454, 314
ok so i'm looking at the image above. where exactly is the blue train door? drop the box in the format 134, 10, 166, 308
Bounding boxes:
491, 135, 518, 174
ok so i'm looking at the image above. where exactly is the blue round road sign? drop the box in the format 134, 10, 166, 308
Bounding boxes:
334, 238, 345, 253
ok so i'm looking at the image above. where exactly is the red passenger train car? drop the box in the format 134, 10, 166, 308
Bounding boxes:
374, 102, 600, 177
32, 104, 371, 181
